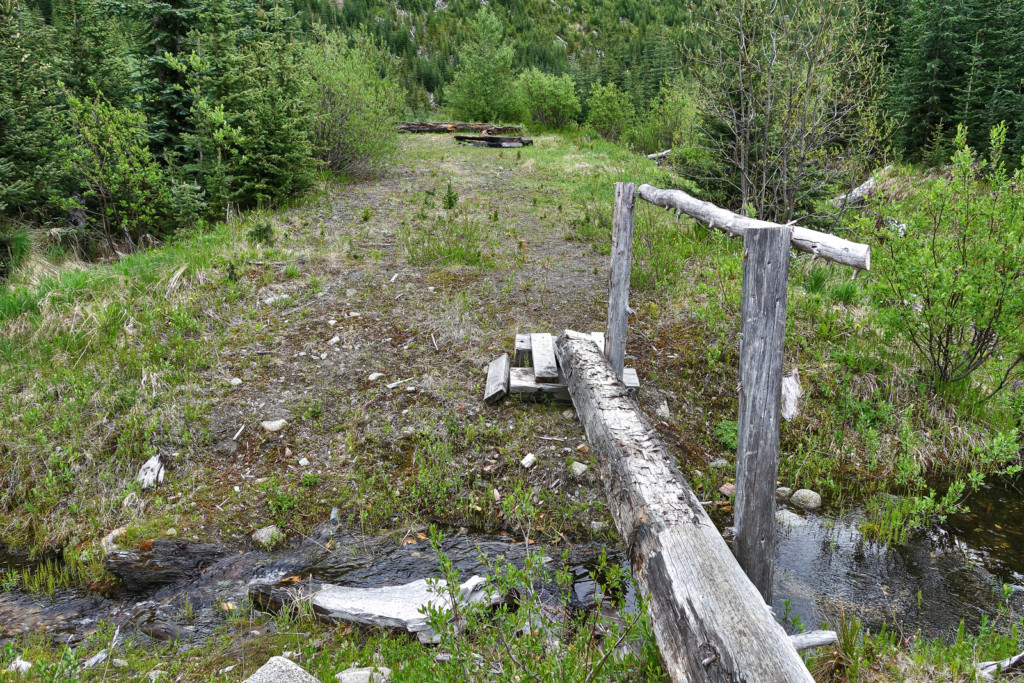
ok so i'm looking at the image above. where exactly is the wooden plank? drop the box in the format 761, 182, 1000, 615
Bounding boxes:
514, 334, 532, 367
398, 122, 522, 135
636, 184, 870, 271
790, 631, 838, 651
484, 354, 510, 405
605, 183, 636, 379
554, 331, 813, 683
588, 331, 605, 353
508, 367, 571, 403
622, 367, 639, 397
734, 226, 791, 603
530, 333, 559, 383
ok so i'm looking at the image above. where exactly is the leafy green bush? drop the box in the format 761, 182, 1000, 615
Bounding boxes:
303, 32, 403, 178
514, 68, 580, 128
866, 123, 1024, 397
585, 82, 634, 141
446, 9, 522, 123
61, 95, 204, 250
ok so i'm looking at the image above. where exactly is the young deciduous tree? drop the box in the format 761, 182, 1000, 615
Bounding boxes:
693, 0, 889, 225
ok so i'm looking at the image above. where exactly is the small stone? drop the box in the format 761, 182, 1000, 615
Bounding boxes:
230, 377, 243, 386
164, 527, 177, 537
576, 443, 589, 453
329, 336, 340, 345
234, 485, 241, 493
286, 447, 293, 457
336, 665, 392, 683
262, 419, 288, 432
253, 525, 284, 548
112, 659, 129, 669
405, 386, 416, 393
298, 457, 310, 467
100, 527, 127, 554
347, 311, 361, 318
83, 649, 108, 668
346, 288, 357, 297
709, 458, 730, 469
147, 671, 165, 682
368, 372, 384, 381
570, 461, 588, 477
775, 509, 806, 528
655, 400, 671, 420
562, 409, 575, 420
521, 453, 537, 469
328, 320, 337, 326
776, 486, 793, 501
590, 521, 607, 533
7, 659, 32, 673
790, 489, 822, 511
244, 657, 319, 683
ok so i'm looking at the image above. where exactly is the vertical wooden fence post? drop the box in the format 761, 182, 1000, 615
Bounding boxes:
605, 182, 636, 380
734, 225, 791, 603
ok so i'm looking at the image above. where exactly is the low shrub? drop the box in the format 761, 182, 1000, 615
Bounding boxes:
515, 68, 580, 128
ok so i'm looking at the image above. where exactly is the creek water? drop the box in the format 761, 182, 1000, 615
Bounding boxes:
1, 477, 1022, 650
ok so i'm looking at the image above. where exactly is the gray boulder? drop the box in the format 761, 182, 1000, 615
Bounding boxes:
244, 657, 319, 683
790, 489, 822, 511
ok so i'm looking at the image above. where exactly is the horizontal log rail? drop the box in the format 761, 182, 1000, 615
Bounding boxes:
636, 184, 870, 272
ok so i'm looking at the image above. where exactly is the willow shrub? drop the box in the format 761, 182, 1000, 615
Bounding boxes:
303, 32, 404, 178
866, 123, 1024, 399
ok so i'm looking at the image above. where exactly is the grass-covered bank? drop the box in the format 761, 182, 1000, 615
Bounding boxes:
1, 132, 1023, 680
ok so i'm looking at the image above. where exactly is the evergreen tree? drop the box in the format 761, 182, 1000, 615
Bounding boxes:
446, 8, 521, 123
51, 0, 130, 104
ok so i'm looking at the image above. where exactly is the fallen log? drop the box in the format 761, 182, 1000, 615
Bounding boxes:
555, 330, 814, 683
454, 135, 533, 148
636, 184, 870, 272
399, 122, 522, 135
105, 541, 227, 593
647, 149, 671, 161
790, 630, 838, 651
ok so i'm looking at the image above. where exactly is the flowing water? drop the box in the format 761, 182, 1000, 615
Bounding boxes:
1, 477, 1022, 649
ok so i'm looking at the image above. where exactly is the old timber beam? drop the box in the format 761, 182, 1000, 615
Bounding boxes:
555, 330, 814, 683
636, 184, 870, 272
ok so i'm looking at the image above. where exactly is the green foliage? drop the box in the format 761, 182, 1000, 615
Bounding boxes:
446, 8, 521, 123
714, 419, 739, 452
246, 218, 275, 246
867, 124, 1024, 397
0, 229, 30, 280
586, 82, 634, 142
51, 0, 131, 104
303, 31, 403, 178
514, 67, 580, 128
61, 94, 204, 249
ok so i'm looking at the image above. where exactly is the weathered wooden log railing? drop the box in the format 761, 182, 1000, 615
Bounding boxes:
556, 331, 815, 682
636, 184, 871, 272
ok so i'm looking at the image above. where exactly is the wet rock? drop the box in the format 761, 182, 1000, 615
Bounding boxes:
106, 540, 227, 593
253, 525, 284, 548
262, 419, 288, 433
775, 509, 806, 528
520, 453, 537, 469
336, 666, 392, 683
83, 649, 107, 668
368, 372, 384, 381
244, 656, 319, 683
7, 658, 31, 673
570, 462, 588, 477
136, 455, 165, 490
655, 400, 671, 420
790, 489, 822, 511
776, 487, 793, 501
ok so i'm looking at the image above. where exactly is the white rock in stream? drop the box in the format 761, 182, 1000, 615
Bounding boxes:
299, 575, 489, 644
136, 455, 165, 489
790, 489, 822, 511
775, 509, 807, 528
243, 656, 319, 683
261, 419, 288, 432
336, 666, 392, 683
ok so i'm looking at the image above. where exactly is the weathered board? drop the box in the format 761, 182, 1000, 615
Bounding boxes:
514, 333, 532, 366
454, 135, 534, 148
484, 354, 510, 405
399, 122, 522, 135
606, 183, 636, 380
509, 367, 571, 403
555, 330, 814, 683
530, 333, 559, 383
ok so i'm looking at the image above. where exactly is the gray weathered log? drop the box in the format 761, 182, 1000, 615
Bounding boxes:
790, 630, 838, 651
977, 650, 1024, 679
530, 333, 559, 383
454, 135, 534, 148
509, 367, 572, 403
555, 331, 813, 683
734, 226, 791, 603
636, 184, 870, 271
647, 149, 672, 160
605, 182, 636, 379
484, 354, 510, 405
399, 122, 522, 135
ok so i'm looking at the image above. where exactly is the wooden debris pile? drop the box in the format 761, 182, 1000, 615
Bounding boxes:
484, 331, 638, 406
455, 135, 533, 148
399, 121, 522, 135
